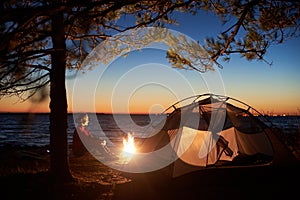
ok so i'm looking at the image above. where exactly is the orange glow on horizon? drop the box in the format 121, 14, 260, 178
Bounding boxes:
0, 94, 299, 116
0, 96, 50, 113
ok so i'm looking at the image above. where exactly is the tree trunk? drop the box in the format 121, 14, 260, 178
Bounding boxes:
49, 12, 73, 182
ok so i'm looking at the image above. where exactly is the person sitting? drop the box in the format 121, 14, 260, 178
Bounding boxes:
72, 113, 118, 160
72, 113, 93, 157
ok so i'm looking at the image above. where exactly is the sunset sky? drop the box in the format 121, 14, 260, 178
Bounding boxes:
0, 11, 299, 115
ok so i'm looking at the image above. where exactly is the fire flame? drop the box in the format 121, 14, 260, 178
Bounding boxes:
122, 133, 136, 158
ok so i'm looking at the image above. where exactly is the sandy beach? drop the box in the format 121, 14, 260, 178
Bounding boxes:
0, 142, 299, 200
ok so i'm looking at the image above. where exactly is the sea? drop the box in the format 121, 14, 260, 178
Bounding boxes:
0, 113, 164, 148
0, 113, 299, 148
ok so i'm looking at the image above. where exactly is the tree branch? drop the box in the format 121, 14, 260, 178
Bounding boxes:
211, 0, 260, 62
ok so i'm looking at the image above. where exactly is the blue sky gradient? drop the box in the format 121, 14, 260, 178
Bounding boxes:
0, 11, 299, 115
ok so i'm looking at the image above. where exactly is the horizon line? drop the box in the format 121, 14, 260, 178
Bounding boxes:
0, 111, 164, 115
0, 111, 299, 117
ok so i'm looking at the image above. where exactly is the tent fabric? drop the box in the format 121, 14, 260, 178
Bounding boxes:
234, 129, 273, 156
133, 94, 295, 177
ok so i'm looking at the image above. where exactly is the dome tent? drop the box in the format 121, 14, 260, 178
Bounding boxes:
133, 94, 296, 178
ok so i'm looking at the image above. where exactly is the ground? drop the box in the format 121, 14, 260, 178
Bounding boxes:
0, 136, 300, 200
0, 145, 129, 200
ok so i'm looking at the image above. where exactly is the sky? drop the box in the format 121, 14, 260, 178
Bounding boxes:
0, 11, 299, 115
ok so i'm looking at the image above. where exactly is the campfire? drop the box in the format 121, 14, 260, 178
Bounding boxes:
122, 133, 136, 158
